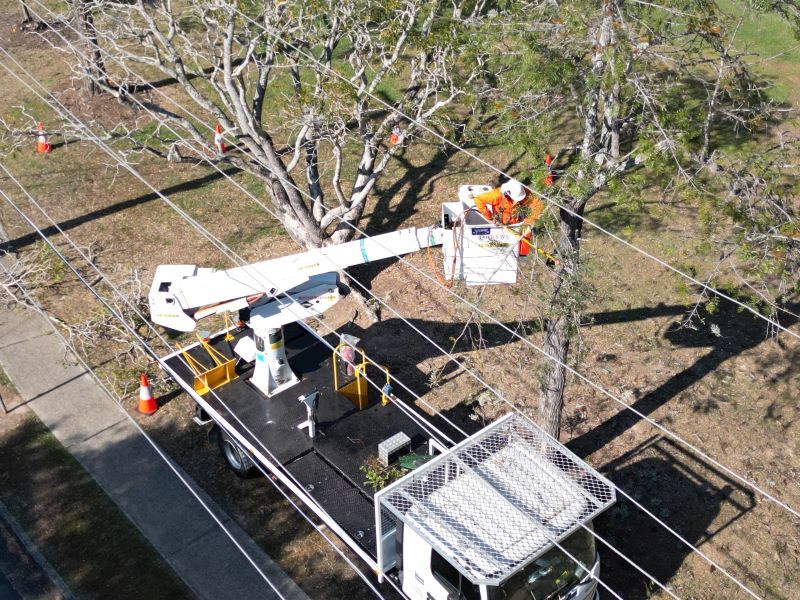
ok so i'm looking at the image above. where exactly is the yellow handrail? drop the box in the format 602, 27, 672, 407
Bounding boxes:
333, 343, 391, 409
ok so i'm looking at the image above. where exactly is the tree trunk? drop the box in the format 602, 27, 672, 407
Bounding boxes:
537, 0, 615, 439
79, 3, 106, 96
20, 1, 32, 21
537, 203, 584, 439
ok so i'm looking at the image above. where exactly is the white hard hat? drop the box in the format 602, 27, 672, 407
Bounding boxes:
500, 178, 526, 202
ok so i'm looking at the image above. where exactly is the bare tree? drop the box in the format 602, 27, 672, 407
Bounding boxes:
479, 0, 800, 438
49, 0, 485, 248
76, 0, 106, 95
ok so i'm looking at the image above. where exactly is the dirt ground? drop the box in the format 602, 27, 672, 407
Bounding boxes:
1, 3, 799, 599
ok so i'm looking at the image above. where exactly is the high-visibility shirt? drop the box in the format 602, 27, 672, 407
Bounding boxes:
474, 188, 545, 225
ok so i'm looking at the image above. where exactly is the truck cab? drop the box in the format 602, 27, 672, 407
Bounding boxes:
402, 524, 600, 600
375, 414, 615, 600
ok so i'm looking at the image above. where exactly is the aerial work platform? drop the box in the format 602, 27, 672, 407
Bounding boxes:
161, 324, 454, 557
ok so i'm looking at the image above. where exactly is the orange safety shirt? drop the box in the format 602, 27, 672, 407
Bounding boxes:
473, 187, 545, 226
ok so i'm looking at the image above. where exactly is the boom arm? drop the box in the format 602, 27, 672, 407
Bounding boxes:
149, 226, 444, 332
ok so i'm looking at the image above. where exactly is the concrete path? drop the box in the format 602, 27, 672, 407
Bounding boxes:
0, 305, 309, 600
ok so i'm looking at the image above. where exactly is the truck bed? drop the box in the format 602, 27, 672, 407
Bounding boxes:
162, 324, 453, 559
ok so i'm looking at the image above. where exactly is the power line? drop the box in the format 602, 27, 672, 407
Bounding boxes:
0, 49, 750, 600
8, 16, 785, 598
0, 51, 636, 600
4, 13, 778, 595
0, 10, 780, 596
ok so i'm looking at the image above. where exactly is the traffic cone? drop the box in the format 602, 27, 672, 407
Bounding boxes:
213, 123, 226, 155
36, 122, 52, 154
544, 153, 553, 186
389, 126, 400, 145
137, 372, 158, 415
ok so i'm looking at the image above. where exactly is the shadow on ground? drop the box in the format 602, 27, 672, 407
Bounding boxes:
596, 435, 756, 598
0, 167, 240, 253
569, 297, 800, 457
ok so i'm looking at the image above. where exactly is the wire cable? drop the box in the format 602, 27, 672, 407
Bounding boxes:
0, 15, 780, 596
0, 50, 754, 600
3, 22, 784, 596
1, 21, 779, 597
0, 51, 634, 600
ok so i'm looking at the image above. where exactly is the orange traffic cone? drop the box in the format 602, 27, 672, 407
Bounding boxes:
213, 123, 226, 155
544, 153, 553, 186
137, 372, 158, 415
36, 122, 52, 154
389, 126, 400, 145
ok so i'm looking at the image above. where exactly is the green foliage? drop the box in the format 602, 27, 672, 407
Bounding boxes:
360, 462, 404, 491
0, 365, 16, 393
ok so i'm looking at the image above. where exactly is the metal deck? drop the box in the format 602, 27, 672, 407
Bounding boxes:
162, 324, 452, 559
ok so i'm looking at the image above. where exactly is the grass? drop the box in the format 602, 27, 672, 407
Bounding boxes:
718, 0, 800, 64
0, 412, 192, 599
718, 0, 800, 104
0, 366, 16, 394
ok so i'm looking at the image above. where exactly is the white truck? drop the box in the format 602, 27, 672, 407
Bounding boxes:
148, 207, 616, 600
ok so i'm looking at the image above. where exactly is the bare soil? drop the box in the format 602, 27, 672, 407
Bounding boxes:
1, 3, 799, 599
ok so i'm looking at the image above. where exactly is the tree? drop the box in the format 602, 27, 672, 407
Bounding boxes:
76, 1, 107, 96
51, 0, 485, 248
477, 0, 800, 438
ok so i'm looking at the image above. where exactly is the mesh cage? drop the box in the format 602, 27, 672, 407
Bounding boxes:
375, 413, 615, 585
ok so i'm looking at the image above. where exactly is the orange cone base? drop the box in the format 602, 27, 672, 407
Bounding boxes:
37, 143, 52, 154
544, 173, 553, 186
138, 397, 158, 414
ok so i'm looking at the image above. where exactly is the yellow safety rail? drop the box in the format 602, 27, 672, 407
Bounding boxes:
179, 334, 238, 395
332, 343, 391, 410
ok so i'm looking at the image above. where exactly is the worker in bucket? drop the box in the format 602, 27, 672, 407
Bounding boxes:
473, 178, 545, 226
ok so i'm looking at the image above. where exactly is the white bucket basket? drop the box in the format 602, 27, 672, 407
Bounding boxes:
441, 185, 522, 285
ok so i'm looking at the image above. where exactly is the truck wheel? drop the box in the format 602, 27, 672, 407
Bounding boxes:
218, 430, 255, 478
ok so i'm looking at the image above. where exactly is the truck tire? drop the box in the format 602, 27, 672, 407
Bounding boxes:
218, 430, 255, 478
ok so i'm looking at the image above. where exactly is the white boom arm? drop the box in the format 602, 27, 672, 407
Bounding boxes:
149, 226, 444, 332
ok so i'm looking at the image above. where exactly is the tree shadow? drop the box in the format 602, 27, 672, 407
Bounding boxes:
336, 315, 538, 399
0, 167, 240, 253
335, 294, 798, 451
569, 296, 800, 457
596, 435, 756, 598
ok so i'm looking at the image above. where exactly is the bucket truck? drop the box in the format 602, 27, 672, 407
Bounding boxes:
148, 219, 614, 600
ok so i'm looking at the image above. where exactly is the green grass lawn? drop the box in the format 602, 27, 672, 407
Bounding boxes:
718, 0, 800, 104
